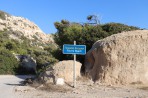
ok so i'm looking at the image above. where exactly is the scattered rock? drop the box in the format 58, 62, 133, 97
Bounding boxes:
56, 78, 65, 85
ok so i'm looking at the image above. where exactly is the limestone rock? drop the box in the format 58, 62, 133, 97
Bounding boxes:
84, 30, 148, 85
56, 78, 65, 85
39, 60, 82, 84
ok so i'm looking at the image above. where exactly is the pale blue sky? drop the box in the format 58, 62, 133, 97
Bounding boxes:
0, 0, 148, 34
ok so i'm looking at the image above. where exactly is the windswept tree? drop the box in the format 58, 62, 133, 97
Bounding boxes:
87, 15, 100, 25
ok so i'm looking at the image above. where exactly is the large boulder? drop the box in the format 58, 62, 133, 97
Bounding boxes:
39, 60, 82, 84
84, 30, 148, 85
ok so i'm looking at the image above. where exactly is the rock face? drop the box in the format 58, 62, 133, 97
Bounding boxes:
0, 10, 54, 44
15, 55, 37, 73
20, 55, 37, 73
84, 30, 148, 85
39, 60, 82, 84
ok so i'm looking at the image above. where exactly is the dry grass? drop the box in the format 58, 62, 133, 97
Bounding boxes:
130, 81, 148, 91
138, 87, 148, 90
76, 76, 90, 82
39, 83, 72, 93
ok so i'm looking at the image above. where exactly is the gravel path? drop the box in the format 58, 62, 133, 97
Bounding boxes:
0, 75, 148, 98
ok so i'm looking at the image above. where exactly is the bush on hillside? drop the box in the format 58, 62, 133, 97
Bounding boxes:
101, 23, 140, 34
0, 31, 58, 74
0, 11, 10, 20
0, 49, 19, 74
28, 49, 58, 73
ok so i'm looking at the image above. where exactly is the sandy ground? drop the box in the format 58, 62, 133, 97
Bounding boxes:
0, 75, 148, 98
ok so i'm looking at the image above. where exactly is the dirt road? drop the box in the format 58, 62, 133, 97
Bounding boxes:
0, 75, 148, 98
0, 75, 34, 98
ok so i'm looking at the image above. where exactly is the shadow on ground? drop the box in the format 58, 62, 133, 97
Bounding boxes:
4, 75, 35, 86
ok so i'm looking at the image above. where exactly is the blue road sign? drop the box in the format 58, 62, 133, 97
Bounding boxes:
63, 44, 86, 55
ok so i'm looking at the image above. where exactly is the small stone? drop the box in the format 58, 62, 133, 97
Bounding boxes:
56, 78, 65, 85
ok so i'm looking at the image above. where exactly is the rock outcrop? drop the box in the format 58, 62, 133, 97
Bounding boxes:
38, 60, 82, 84
15, 55, 37, 73
0, 10, 54, 44
84, 30, 148, 85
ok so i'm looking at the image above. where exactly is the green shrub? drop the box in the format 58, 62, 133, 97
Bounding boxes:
27, 48, 58, 73
0, 11, 10, 20
5, 41, 17, 50
0, 31, 58, 75
54, 20, 140, 64
0, 49, 19, 74
101, 23, 140, 34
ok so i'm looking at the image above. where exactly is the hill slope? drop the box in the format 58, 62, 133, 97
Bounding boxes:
0, 11, 57, 74
0, 10, 54, 45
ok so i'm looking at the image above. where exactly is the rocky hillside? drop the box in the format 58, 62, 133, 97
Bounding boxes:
0, 11, 57, 75
85, 30, 148, 85
0, 10, 54, 45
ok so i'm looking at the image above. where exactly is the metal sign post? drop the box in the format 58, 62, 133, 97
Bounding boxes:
73, 41, 76, 88
63, 41, 86, 88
